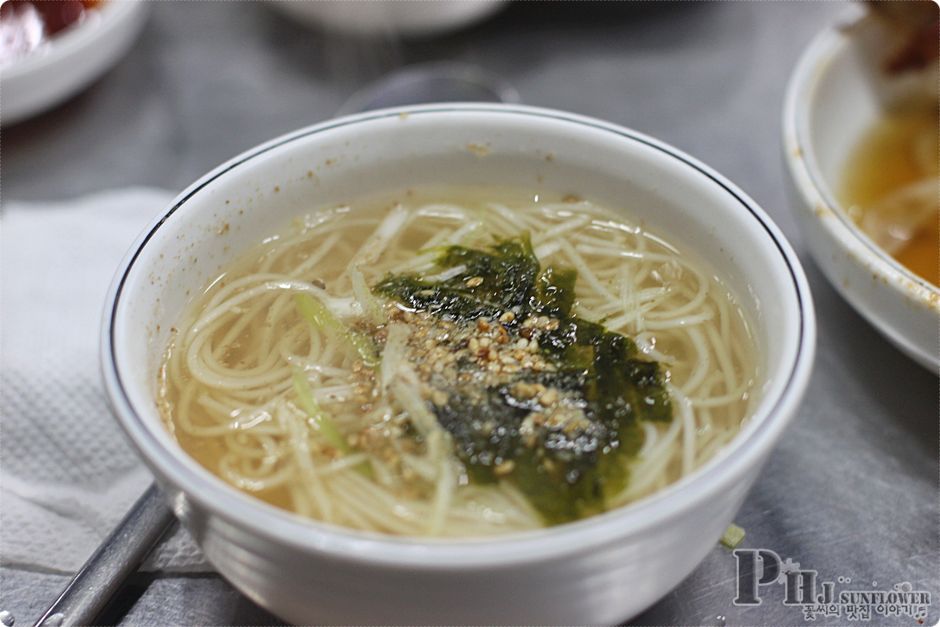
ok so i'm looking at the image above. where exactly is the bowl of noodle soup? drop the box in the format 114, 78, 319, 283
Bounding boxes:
102, 104, 815, 624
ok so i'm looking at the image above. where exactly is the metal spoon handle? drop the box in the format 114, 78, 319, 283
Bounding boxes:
33, 483, 176, 627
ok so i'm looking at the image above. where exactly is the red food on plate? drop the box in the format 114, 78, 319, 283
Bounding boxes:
0, 0, 101, 66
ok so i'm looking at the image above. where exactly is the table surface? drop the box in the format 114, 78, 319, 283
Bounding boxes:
4, 2, 938, 625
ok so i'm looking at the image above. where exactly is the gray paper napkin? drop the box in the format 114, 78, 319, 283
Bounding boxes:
1, 188, 209, 574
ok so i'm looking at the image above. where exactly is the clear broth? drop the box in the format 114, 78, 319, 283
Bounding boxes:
159, 187, 758, 535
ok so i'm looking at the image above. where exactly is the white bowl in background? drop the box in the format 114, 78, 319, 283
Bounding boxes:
268, 0, 505, 37
782, 10, 940, 371
0, 1, 148, 125
102, 104, 816, 625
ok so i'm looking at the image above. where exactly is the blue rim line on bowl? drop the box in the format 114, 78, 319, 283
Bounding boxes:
102, 104, 815, 569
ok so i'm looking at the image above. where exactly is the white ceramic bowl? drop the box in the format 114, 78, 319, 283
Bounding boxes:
268, 0, 504, 37
0, 0, 148, 125
102, 104, 816, 625
783, 11, 940, 371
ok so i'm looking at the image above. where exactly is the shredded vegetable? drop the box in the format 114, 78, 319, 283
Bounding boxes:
720, 523, 746, 549
294, 293, 379, 366
292, 369, 374, 478
291, 369, 350, 454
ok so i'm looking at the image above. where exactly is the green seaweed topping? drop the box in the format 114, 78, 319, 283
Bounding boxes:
541, 317, 673, 425
374, 236, 540, 320
530, 265, 577, 318
374, 235, 672, 523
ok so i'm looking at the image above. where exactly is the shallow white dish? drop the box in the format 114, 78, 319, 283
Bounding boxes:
102, 104, 816, 624
782, 10, 940, 371
0, 1, 148, 125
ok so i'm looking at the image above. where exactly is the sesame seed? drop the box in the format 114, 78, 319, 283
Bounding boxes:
494, 460, 515, 476
539, 388, 559, 406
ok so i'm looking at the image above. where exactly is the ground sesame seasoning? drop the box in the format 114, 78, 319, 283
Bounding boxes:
494, 460, 515, 476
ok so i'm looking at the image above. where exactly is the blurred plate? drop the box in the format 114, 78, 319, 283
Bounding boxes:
1, 1, 148, 125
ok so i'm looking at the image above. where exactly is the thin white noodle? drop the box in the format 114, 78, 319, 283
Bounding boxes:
160, 193, 756, 537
